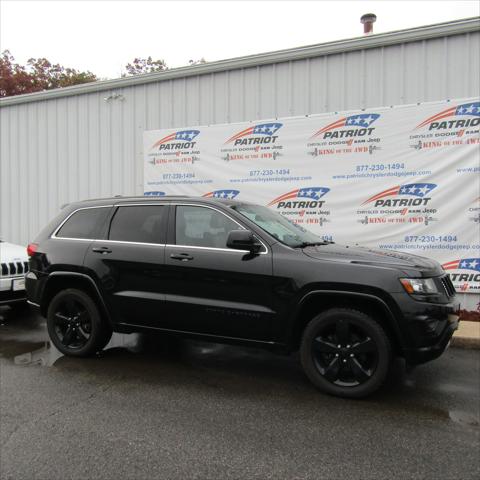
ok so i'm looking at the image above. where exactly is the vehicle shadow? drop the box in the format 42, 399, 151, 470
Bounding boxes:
2, 307, 468, 413
6, 327, 417, 403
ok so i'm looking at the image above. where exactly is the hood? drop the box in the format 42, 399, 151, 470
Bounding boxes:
0, 241, 28, 263
302, 243, 442, 276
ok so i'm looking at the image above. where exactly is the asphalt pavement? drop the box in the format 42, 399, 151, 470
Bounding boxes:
0, 306, 479, 480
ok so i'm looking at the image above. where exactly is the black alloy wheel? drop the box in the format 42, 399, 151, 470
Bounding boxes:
47, 288, 112, 357
53, 297, 92, 350
300, 308, 391, 398
313, 319, 379, 386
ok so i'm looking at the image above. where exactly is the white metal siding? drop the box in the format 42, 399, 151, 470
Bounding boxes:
1, 28, 479, 245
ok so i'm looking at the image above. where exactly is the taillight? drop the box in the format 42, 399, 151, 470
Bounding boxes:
27, 243, 38, 257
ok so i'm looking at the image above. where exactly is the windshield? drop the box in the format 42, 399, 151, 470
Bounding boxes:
232, 204, 330, 248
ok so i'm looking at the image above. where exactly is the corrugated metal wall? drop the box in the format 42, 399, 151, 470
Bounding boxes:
1, 28, 479, 245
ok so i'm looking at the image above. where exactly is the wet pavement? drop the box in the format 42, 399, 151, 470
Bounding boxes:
0, 306, 479, 480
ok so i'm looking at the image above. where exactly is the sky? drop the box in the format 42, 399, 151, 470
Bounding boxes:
1, 0, 479, 79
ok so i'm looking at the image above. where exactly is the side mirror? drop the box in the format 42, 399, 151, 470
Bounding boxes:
227, 230, 262, 253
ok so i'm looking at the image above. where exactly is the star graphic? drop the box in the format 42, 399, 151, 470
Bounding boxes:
227, 191, 235, 199
460, 261, 468, 268
347, 118, 355, 125
315, 190, 325, 198
458, 106, 465, 114
267, 126, 275, 134
364, 115, 374, 125
220, 191, 226, 198
354, 117, 362, 124
465, 104, 474, 114
306, 189, 313, 196
418, 185, 430, 195
469, 259, 478, 268
476, 106, 480, 113
400, 187, 408, 194
408, 186, 417, 193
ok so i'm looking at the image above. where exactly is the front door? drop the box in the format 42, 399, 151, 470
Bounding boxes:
162, 204, 274, 341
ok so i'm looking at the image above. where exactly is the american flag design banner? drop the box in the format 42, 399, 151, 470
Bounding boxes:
144, 97, 480, 296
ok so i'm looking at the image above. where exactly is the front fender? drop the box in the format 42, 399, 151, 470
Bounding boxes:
286, 288, 406, 352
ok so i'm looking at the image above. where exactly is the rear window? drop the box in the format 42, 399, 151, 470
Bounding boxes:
109, 205, 167, 244
56, 207, 111, 240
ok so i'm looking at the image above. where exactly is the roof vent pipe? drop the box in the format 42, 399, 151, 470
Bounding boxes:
361, 13, 377, 35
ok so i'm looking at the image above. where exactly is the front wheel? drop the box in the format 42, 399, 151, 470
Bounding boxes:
300, 308, 391, 398
47, 288, 112, 357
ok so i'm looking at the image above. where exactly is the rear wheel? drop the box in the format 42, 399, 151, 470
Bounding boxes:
300, 308, 391, 398
47, 288, 112, 357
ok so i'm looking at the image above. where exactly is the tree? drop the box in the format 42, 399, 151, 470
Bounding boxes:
123, 57, 167, 76
0, 50, 34, 97
0, 50, 98, 98
188, 58, 207, 66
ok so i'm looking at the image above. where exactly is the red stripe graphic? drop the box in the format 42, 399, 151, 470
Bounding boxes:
415, 106, 457, 129
442, 260, 460, 270
151, 133, 177, 149
362, 186, 400, 205
268, 189, 300, 206
225, 127, 254, 144
311, 118, 346, 138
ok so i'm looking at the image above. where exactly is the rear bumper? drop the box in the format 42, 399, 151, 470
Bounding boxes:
27, 300, 41, 312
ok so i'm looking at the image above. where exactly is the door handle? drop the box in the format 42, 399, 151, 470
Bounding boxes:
92, 247, 112, 254
170, 253, 193, 261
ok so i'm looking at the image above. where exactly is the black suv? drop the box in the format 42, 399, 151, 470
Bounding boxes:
26, 196, 459, 397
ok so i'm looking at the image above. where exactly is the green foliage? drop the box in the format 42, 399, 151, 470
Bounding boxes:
123, 57, 168, 76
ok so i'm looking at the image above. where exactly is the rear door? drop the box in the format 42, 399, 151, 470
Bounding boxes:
84, 203, 169, 328
162, 204, 275, 341
50, 205, 113, 271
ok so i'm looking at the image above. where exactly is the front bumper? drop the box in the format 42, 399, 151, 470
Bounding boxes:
404, 314, 459, 365
0, 276, 27, 305
392, 292, 460, 365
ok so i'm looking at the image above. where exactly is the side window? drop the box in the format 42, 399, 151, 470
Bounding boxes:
56, 207, 111, 240
176, 206, 239, 249
109, 205, 166, 244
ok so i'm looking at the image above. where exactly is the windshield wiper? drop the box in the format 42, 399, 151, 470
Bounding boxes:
293, 241, 333, 248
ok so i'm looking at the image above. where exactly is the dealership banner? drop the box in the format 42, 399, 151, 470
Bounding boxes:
144, 98, 480, 293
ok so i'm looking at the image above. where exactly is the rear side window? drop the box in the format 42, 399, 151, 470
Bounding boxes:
109, 205, 167, 244
56, 207, 111, 240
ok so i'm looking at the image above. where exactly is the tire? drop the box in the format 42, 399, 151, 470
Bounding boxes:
300, 308, 391, 398
47, 288, 112, 357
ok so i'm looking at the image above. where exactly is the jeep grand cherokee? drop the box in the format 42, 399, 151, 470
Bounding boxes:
25, 196, 460, 398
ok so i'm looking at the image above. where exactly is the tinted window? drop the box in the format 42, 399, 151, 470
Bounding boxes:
232, 204, 323, 248
56, 207, 111, 239
176, 206, 239, 248
109, 205, 166, 244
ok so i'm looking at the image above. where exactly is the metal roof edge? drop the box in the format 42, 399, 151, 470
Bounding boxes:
1, 17, 479, 107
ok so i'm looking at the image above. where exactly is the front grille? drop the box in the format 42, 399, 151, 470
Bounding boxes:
440, 275, 456, 297
0, 261, 28, 277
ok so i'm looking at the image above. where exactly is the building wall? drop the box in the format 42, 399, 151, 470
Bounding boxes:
1, 25, 479, 245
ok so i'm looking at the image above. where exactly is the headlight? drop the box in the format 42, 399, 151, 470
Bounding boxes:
400, 278, 438, 295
